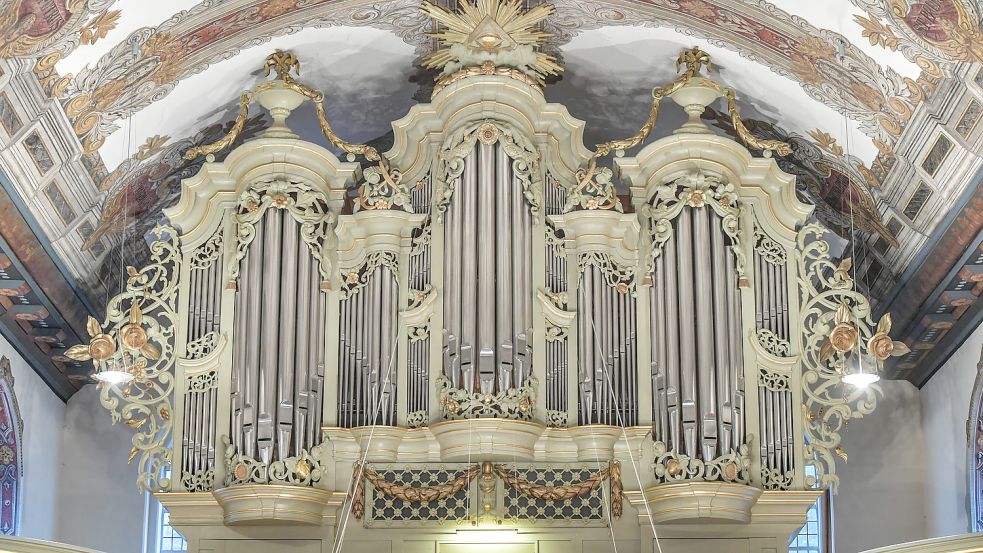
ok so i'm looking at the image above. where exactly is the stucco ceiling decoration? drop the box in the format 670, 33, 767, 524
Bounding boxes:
12, 0, 964, 258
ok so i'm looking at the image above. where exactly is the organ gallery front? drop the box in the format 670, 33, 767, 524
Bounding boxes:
67, 1, 909, 551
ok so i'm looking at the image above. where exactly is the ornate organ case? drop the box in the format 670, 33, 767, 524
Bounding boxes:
87, 47, 885, 553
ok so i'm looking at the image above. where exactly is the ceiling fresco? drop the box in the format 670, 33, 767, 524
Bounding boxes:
1, 0, 983, 393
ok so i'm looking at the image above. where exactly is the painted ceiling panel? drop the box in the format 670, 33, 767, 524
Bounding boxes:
97, 25, 418, 170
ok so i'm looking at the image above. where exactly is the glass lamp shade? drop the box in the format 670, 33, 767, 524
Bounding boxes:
841, 354, 880, 388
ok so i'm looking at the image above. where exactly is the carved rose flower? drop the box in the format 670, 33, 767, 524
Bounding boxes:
270, 193, 289, 208
867, 332, 895, 360
347, 272, 359, 285
666, 459, 682, 477
586, 198, 599, 209
234, 462, 248, 480
687, 190, 705, 208
374, 199, 389, 209
616, 282, 629, 295
722, 462, 739, 481
246, 200, 259, 213
829, 322, 859, 353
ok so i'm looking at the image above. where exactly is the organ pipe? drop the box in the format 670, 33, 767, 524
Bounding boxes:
229, 208, 327, 461
650, 205, 745, 460
442, 142, 533, 395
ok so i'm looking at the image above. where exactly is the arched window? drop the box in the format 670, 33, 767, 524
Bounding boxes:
0, 357, 23, 535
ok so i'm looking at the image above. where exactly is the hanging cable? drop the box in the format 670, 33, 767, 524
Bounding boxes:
331, 311, 402, 553
587, 301, 663, 553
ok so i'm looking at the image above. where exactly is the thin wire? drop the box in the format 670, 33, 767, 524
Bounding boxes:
582, 270, 622, 553
586, 286, 663, 553
331, 296, 401, 553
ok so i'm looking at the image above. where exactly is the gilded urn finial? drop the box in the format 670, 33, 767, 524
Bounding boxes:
264, 49, 301, 83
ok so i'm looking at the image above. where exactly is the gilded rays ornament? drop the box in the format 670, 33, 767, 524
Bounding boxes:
420, 0, 562, 82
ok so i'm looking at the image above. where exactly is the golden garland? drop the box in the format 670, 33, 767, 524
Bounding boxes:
349, 461, 624, 520
492, 461, 623, 518
351, 463, 481, 520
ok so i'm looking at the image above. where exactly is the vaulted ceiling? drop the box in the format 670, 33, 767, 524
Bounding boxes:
1, 0, 982, 396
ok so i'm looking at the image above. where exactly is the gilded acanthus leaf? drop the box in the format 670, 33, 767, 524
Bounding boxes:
64, 344, 91, 362
128, 446, 139, 463
891, 341, 911, 357
835, 302, 851, 325
140, 342, 161, 361
86, 316, 101, 338
853, 13, 899, 51
819, 339, 834, 362
126, 417, 146, 429
79, 10, 121, 45
807, 129, 843, 156
834, 446, 848, 462
876, 312, 892, 334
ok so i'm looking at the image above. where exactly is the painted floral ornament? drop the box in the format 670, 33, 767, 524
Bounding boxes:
64, 316, 117, 362
866, 313, 911, 361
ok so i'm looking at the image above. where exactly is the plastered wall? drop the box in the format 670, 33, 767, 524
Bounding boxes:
0, 335, 65, 540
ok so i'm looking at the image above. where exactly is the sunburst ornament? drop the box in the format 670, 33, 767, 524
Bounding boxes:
421, 0, 562, 82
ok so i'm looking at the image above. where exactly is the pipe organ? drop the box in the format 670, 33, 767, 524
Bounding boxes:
86, 17, 897, 550
441, 139, 534, 396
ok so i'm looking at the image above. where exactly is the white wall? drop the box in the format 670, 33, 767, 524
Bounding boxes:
920, 322, 983, 537
834, 379, 928, 553
55, 385, 145, 553
0, 336, 65, 540
0, 334, 145, 552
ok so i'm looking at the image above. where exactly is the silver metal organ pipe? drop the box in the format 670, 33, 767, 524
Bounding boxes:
293, 239, 312, 455
276, 218, 299, 458
675, 209, 697, 458
496, 146, 514, 391
477, 143, 496, 390
256, 209, 282, 464
727, 246, 745, 448
710, 221, 733, 454
663, 237, 681, 454
242, 216, 264, 459
693, 207, 718, 460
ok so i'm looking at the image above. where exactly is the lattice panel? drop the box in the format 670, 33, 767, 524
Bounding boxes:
365, 466, 474, 527
501, 464, 609, 527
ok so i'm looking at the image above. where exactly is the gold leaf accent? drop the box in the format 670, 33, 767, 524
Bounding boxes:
725, 89, 792, 156
140, 342, 161, 361
64, 344, 91, 362
834, 446, 848, 462
420, 0, 561, 81
86, 316, 101, 338
128, 446, 139, 463
891, 341, 911, 357
854, 13, 900, 51
125, 417, 146, 428
79, 10, 122, 46
876, 313, 892, 334
183, 91, 251, 160
263, 49, 300, 84
818, 339, 834, 362
808, 129, 844, 156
